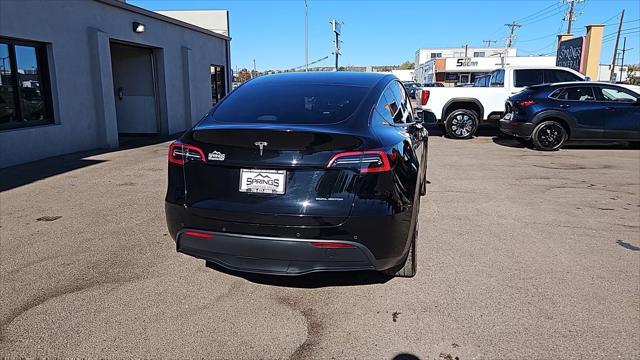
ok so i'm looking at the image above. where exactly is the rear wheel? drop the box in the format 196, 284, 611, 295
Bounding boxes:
445, 109, 478, 139
532, 120, 567, 151
383, 220, 418, 278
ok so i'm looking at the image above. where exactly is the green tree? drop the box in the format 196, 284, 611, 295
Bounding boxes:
399, 61, 415, 70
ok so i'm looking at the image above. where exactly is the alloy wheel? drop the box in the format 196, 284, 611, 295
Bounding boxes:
450, 113, 474, 138
537, 123, 565, 149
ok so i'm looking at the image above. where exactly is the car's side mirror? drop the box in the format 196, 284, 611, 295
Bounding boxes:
413, 114, 424, 124
584, 76, 591, 81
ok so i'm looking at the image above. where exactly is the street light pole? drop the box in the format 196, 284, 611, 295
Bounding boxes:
305, 0, 309, 72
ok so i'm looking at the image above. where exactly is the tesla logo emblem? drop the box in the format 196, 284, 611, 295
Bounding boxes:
254, 141, 268, 156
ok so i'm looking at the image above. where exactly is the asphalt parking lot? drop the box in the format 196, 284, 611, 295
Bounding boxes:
1, 131, 639, 359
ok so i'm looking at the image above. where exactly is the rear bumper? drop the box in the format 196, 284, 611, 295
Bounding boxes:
499, 118, 534, 138
177, 229, 378, 275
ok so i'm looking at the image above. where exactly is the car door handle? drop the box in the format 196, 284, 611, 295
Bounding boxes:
559, 104, 570, 108
606, 106, 615, 111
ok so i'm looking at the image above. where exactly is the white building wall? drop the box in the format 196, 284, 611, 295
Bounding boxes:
155, 10, 230, 36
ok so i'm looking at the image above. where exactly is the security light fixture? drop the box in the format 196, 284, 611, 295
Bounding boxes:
133, 22, 145, 33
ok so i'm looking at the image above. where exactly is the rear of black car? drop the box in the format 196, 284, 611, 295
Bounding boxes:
165, 73, 420, 275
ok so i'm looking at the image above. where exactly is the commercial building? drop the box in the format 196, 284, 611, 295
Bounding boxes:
414, 46, 555, 85
0, 0, 231, 168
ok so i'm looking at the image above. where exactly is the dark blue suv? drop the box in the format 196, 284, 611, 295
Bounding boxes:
500, 82, 640, 150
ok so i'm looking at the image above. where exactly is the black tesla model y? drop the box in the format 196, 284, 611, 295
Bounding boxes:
165, 72, 429, 277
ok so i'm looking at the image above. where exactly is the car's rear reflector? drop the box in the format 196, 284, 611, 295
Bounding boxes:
327, 150, 392, 173
169, 142, 206, 165
421, 89, 430, 105
310, 242, 354, 248
183, 230, 215, 239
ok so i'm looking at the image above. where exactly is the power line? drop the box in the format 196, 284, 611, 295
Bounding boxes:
520, 4, 567, 26
602, 30, 640, 43
516, 1, 562, 22
603, 26, 640, 40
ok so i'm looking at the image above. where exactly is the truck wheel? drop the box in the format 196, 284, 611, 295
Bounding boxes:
531, 120, 567, 151
445, 109, 478, 139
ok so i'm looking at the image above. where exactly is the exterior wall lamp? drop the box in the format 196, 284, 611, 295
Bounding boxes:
133, 22, 145, 33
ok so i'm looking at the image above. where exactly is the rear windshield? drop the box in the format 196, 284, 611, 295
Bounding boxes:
212, 83, 369, 125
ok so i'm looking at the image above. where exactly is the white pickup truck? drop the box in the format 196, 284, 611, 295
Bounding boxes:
415, 66, 586, 138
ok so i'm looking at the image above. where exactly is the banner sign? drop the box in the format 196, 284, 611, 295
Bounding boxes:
556, 37, 585, 72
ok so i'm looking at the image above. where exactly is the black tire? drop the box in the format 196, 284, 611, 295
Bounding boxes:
445, 109, 478, 139
531, 120, 567, 151
383, 222, 417, 278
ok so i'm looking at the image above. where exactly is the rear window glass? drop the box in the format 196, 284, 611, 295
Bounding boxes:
514, 69, 544, 87
211, 83, 369, 124
544, 69, 583, 83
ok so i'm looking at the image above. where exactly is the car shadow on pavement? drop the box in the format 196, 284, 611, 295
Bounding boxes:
0, 134, 179, 192
425, 124, 498, 138
492, 136, 639, 150
205, 262, 393, 288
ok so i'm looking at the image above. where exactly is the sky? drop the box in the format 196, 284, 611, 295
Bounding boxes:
130, 0, 640, 72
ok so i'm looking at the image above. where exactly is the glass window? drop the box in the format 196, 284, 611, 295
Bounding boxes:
375, 90, 393, 121
554, 87, 595, 101
473, 52, 485, 57
430, 53, 442, 59
0, 43, 17, 124
211, 82, 368, 125
389, 81, 407, 124
543, 69, 583, 83
514, 69, 544, 87
0, 38, 52, 131
15, 45, 45, 122
210, 64, 226, 105
490, 69, 504, 87
598, 87, 638, 102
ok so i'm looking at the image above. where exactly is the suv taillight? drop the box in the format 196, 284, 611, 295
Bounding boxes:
421, 89, 430, 105
327, 151, 392, 173
517, 100, 535, 107
169, 141, 205, 165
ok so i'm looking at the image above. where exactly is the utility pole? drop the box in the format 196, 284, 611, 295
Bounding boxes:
462, 43, 469, 57
564, 0, 576, 34
619, 37, 633, 82
610, 9, 624, 82
252, 59, 256, 79
304, 0, 308, 72
504, 21, 522, 48
502, 21, 521, 68
330, 19, 342, 71
482, 39, 496, 47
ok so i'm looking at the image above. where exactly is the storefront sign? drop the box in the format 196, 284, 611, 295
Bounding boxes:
445, 73, 459, 81
556, 37, 585, 72
456, 58, 479, 67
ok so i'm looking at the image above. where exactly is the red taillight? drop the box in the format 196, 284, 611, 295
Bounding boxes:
183, 230, 215, 239
311, 242, 354, 248
518, 100, 535, 107
169, 141, 206, 165
421, 89, 430, 105
327, 150, 392, 173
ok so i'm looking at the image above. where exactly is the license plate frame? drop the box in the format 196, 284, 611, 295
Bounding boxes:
239, 169, 286, 195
